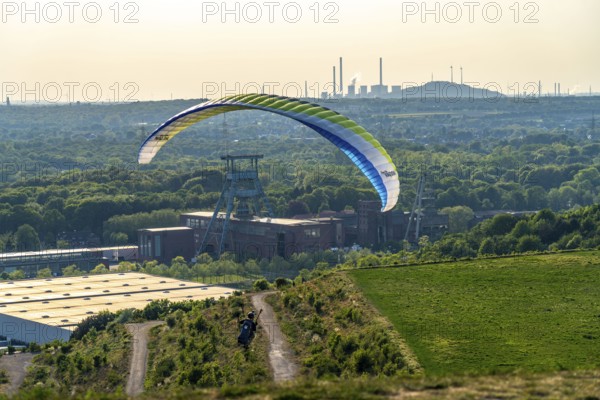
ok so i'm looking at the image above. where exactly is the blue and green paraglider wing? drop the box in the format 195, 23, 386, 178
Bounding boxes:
138, 94, 399, 212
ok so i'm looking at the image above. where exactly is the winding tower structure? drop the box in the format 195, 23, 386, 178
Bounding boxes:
199, 155, 274, 256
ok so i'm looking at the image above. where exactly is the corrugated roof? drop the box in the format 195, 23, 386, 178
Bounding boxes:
0, 273, 233, 327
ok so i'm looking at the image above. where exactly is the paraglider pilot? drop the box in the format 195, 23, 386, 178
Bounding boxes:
238, 310, 258, 348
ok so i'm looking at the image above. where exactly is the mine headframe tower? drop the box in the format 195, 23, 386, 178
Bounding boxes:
199, 155, 274, 256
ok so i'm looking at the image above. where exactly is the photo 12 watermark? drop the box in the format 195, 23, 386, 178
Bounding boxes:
0, 1, 140, 24
199, 80, 544, 104
201, 81, 339, 102
201, 1, 340, 23
401, 1, 540, 24
1, 81, 140, 104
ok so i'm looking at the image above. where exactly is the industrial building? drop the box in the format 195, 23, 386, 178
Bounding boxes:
358, 201, 449, 247
136, 201, 448, 261
136, 154, 344, 262
180, 211, 344, 260
0, 273, 232, 344
0, 246, 138, 278
133, 155, 447, 262
138, 227, 195, 264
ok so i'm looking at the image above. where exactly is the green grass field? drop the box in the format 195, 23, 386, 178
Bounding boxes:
348, 251, 600, 376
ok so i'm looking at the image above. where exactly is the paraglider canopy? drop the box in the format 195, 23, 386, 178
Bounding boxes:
138, 94, 399, 212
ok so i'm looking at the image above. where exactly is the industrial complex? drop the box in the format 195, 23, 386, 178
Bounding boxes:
136, 155, 448, 262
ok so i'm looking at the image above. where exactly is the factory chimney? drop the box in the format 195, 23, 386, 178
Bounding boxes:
339, 57, 343, 97
333, 66, 337, 97
379, 57, 383, 86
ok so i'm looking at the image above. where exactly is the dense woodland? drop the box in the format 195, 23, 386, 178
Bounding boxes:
0, 96, 599, 255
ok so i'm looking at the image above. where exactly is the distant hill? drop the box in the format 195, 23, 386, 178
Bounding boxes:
399, 81, 505, 100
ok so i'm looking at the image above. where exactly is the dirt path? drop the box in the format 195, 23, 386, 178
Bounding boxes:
125, 321, 165, 397
251, 292, 298, 382
0, 352, 35, 396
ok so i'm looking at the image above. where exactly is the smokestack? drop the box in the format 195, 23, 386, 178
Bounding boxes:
538, 81, 542, 98
558, 83, 561, 97
339, 57, 343, 97
450, 66, 454, 83
379, 57, 383, 86
460, 66, 463, 85
305, 81, 308, 98
333, 66, 337, 97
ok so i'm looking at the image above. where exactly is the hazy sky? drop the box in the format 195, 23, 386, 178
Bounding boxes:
1, 0, 598, 102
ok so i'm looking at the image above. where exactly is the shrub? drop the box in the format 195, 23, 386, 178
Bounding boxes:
27, 342, 41, 353
71, 311, 116, 341
275, 277, 292, 289
193, 315, 208, 332
351, 349, 374, 374
253, 278, 270, 291
155, 358, 176, 378
304, 354, 341, 378
282, 293, 300, 309
166, 315, 177, 328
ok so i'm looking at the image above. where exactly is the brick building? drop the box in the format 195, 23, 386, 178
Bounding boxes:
181, 211, 344, 260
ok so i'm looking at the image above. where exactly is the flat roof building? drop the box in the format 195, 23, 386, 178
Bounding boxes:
181, 211, 344, 260
0, 273, 232, 344
0, 246, 138, 278
138, 227, 195, 263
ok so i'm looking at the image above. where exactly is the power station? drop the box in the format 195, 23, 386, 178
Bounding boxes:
326, 58, 581, 99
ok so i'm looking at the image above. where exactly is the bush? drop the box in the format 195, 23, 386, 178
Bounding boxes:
253, 278, 270, 291
166, 315, 177, 328
155, 358, 176, 378
304, 354, 341, 378
351, 349, 374, 374
193, 315, 208, 332
275, 277, 292, 289
142, 299, 171, 320
28, 342, 42, 353
0, 369, 8, 384
282, 293, 300, 309
516, 235, 545, 253
71, 311, 116, 341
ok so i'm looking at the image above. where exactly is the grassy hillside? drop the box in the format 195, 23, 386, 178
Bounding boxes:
18, 295, 271, 396
21, 323, 131, 394
267, 273, 421, 378
144, 295, 270, 390
349, 251, 600, 376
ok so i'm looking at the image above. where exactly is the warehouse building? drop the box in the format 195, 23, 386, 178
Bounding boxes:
180, 211, 344, 260
0, 246, 138, 278
0, 273, 232, 344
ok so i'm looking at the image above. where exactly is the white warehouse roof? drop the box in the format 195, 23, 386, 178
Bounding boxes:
0, 273, 233, 328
